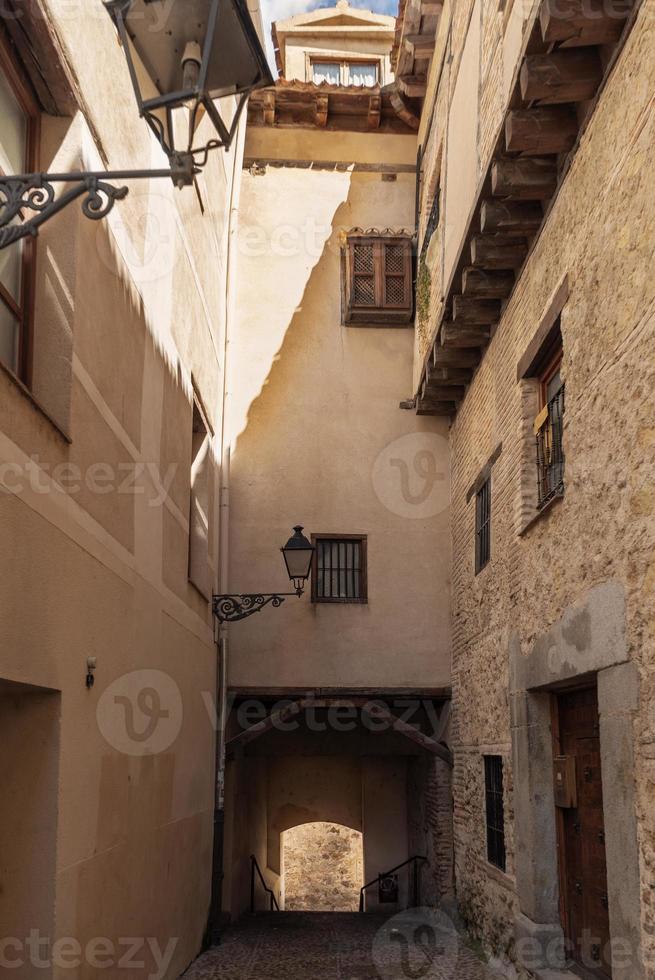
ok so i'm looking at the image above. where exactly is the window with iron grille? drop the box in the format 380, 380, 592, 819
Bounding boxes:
475, 477, 491, 574
311, 535, 367, 603
535, 348, 565, 509
343, 235, 413, 326
484, 755, 506, 872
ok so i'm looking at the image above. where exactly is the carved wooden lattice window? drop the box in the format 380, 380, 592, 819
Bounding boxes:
344, 235, 413, 326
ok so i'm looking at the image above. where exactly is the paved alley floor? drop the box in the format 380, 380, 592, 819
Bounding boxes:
182, 911, 500, 980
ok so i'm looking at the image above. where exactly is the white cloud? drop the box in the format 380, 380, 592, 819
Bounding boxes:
260, 0, 320, 67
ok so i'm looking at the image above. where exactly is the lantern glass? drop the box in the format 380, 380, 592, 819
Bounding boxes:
281, 526, 314, 586
106, 0, 272, 156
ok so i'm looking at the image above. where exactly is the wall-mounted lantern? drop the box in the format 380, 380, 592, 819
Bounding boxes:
106, 0, 272, 168
0, 0, 273, 248
213, 526, 314, 623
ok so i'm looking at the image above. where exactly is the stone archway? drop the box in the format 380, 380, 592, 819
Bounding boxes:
282, 822, 364, 911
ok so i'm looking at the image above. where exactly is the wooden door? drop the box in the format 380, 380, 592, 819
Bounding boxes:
553, 686, 612, 977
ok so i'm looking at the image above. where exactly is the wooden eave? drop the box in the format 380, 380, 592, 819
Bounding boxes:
1, 2, 76, 116
415, 0, 643, 418
248, 79, 416, 134
387, 0, 443, 130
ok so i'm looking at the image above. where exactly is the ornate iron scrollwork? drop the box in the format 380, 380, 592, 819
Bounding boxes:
212, 593, 295, 623
0, 173, 130, 248
0, 161, 198, 249
0, 176, 56, 228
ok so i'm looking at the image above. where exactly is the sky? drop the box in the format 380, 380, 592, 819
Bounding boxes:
260, 0, 397, 69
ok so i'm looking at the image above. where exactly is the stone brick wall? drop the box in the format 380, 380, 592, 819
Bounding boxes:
417, 2, 655, 974
457, 11, 654, 973
407, 756, 454, 906
282, 823, 364, 911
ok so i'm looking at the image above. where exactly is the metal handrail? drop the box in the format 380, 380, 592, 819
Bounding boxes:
359, 855, 428, 912
250, 854, 280, 912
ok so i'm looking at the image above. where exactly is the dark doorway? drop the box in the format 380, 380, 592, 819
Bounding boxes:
553, 685, 611, 978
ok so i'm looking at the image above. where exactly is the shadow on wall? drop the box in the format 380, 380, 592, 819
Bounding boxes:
1, 120, 228, 978
282, 822, 364, 911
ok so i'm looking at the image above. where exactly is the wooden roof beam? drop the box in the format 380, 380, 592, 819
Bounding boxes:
462, 267, 515, 299
404, 32, 436, 57
505, 106, 579, 154
491, 158, 558, 200
421, 384, 466, 401
399, 73, 427, 98
432, 345, 481, 369
367, 92, 381, 129
441, 323, 490, 349
314, 93, 329, 127
425, 364, 473, 386
520, 49, 603, 104
480, 200, 544, 235
416, 398, 456, 416
262, 90, 276, 126
540, 0, 632, 47
390, 88, 420, 130
452, 296, 501, 325
471, 237, 527, 270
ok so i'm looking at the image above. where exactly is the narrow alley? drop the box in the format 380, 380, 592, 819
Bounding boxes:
183, 913, 498, 980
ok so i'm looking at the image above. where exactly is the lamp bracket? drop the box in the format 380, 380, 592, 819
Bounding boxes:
212, 591, 303, 624
0, 161, 199, 248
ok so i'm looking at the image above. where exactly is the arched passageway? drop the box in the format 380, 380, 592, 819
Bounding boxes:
282, 822, 364, 911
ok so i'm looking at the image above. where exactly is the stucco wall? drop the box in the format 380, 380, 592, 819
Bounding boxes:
0, 2, 250, 975
228, 128, 451, 690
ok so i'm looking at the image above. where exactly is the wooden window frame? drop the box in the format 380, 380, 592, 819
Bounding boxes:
538, 347, 563, 408
309, 57, 380, 87
484, 755, 507, 873
311, 533, 368, 604
475, 476, 491, 575
0, 29, 39, 385
342, 234, 414, 327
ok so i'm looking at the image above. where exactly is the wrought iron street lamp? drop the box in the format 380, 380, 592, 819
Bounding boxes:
213, 526, 315, 623
0, 0, 272, 248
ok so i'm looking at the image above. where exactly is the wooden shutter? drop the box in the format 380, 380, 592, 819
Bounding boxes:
382, 241, 409, 309
350, 241, 377, 307
345, 236, 413, 325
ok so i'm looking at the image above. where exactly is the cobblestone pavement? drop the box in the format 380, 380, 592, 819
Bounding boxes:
182, 911, 500, 980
